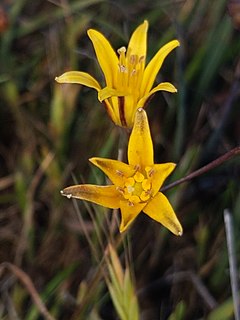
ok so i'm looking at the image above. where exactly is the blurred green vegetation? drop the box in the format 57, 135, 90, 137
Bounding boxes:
0, 0, 239, 319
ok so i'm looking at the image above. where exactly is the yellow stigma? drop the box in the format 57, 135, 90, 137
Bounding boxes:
121, 168, 152, 205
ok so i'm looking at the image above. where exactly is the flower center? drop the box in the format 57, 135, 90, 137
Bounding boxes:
117, 46, 145, 93
120, 169, 153, 205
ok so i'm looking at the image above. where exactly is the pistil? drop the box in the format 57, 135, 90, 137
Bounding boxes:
121, 168, 152, 205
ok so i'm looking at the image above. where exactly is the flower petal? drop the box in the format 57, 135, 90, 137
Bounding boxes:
119, 200, 146, 232
61, 184, 120, 209
98, 88, 139, 128
128, 108, 153, 168
103, 99, 120, 126
87, 29, 119, 88
141, 40, 180, 97
143, 192, 182, 236
150, 163, 176, 196
127, 20, 148, 65
137, 82, 177, 108
90, 158, 135, 186
55, 71, 101, 91
121, 94, 137, 128
98, 87, 125, 101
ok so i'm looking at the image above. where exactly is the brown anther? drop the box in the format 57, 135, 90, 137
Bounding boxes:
116, 170, 124, 176
119, 64, 127, 73
116, 186, 124, 193
130, 54, 137, 64
148, 168, 154, 177
131, 69, 137, 76
134, 164, 141, 171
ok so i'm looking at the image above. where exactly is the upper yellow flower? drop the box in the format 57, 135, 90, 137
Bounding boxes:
61, 108, 182, 235
55, 21, 179, 128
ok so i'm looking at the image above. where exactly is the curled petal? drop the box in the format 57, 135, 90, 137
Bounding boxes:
128, 108, 153, 168
141, 40, 180, 97
88, 29, 119, 88
127, 20, 148, 65
99, 91, 137, 128
143, 192, 183, 236
61, 184, 120, 209
90, 158, 135, 186
119, 200, 146, 232
55, 71, 101, 91
137, 82, 177, 108
98, 87, 124, 102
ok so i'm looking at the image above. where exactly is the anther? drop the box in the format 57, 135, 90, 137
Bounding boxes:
130, 55, 137, 64
116, 170, 124, 176
119, 65, 127, 73
117, 46, 126, 54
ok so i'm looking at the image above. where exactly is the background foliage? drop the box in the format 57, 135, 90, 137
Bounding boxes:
0, 0, 239, 319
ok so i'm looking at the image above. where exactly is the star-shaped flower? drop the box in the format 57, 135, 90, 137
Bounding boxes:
55, 21, 179, 128
61, 108, 182, 235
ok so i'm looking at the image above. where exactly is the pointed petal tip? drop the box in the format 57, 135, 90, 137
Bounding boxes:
89, 157, 97, 165
119, 222, 129, 233
60, 188, 73, 199
87, 28, 95, 37
175, 39, 180, 47
175, 224, 183, 236
137, 107, 144, 112
54, 75, 65, 84
142, 20, 149, 29
87, 28, 106, 43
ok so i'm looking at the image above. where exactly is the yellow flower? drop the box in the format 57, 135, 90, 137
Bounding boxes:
61, 108, 182, 235
55, 21, 179, 128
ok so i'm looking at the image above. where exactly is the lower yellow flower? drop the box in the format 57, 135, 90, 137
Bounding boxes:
61, 108, 182, 235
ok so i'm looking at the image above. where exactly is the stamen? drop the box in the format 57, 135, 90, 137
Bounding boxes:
134, 164, 141, 171
116, 170, 124, 176
117, 46, 126, 54
129, 54, 137, 65
140, 191, 150, 202
117, 47, 127, 89
120, 168, 153, 204
145, 166, 154, 177
129, 195, 140, 203
134, 172, 144, 182
119, 64, 127, 73
116, 186, 124, 193
131, 69, 136, 76
142, 179, 151, 190
128, 201, 134, 207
